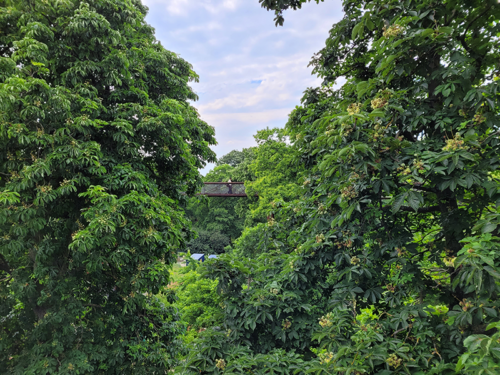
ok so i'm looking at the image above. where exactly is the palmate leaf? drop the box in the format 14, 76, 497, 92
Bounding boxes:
392, 192, 407, 213
407, 190, 423, 212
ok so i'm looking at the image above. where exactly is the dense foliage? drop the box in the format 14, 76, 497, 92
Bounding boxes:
158, 263, 222, 344
3, 0, 500, 373
244, 128, 303, 223
184, 149, 255, 254
185, 128, 301, 257
179, 0, 500, 374
186, 229, 231, 255
0, 0, 216, 373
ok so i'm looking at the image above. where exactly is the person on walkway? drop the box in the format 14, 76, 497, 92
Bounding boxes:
226, 179, 233, 194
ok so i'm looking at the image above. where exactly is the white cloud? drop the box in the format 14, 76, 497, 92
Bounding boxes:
143, 0, 344, 172
196, 53, 321, 114
221, 0, 239, 11
201, 108, 291, 127
143, 0, 241, 16
171, 22, 222, 34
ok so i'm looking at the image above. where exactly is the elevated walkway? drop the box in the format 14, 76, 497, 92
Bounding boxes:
199, 182, 248, 197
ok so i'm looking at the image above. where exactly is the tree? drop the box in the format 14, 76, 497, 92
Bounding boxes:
184, 149, 257, 247
186, 229, 230, 254
227, 128, 304, 257
217, 150, 247, 168
245, 128, 303, 223
171, 266, 222, 335
217, 148, 256, 182
185, 131, 303, 259
0, 0, 216, 373
185, 167, 246, 244
182, 0, 500, 373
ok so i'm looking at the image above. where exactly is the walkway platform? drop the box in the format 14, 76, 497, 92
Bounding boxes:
199, 182, 247, 197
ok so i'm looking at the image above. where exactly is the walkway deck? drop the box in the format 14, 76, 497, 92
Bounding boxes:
199, 182, 248, 197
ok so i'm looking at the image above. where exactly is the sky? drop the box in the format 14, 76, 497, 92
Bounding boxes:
142, 0, 344, 173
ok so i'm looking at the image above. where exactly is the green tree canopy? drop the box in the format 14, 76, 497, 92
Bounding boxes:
185, 130, 303, 258
259, 0, 325, 26
184, 152, 255, 245
186, 229, 230, 254
217, 149, 249, 168
245, 128, 303, 222
181, 0, 500, 373
0, 0, 215, 373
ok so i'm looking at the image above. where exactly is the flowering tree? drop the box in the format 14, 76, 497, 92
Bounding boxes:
181, 0, 500, 373
0, 0, 215, 373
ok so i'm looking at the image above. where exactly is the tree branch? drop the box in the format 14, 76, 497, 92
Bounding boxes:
400, 206, 440, 213
84, 303, 103, 309
465, 6, 492, 36
0, 254, 11, 274
395, 182, 437, 193
459, 5, 492, 55
393, 324, 412, 337
481, 130, 500, 145
411, 185, 436, 193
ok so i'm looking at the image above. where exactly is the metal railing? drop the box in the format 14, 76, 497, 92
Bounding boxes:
199, 182, 247, 197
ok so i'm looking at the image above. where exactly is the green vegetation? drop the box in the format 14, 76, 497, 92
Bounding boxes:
178, 0, 500, 374
183, 148, 253, 255
184, 128, 299, 257
159, 262, 222, 345
0, 0, 215, 373
1, 0, 500, 374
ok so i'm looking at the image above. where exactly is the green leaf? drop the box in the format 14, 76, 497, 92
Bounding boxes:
392, 192, 407, 213
418, 28, 434, 38
485, 266, 500, 279
351, 22, 364, 40
407, 191, 422, 212
456, 353, 470, 372
483, 181, 498, 198
365, 17, 375, 31
482, 223, 497, 234
381, 180, 393, 194
483, 307, 497, 317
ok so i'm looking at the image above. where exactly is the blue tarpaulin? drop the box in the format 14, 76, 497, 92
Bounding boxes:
191, 253, 205, 261
186, 253, 218, 265
186, 253, 205, 265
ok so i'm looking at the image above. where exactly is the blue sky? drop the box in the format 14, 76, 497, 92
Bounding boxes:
142, 0, 343, 173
